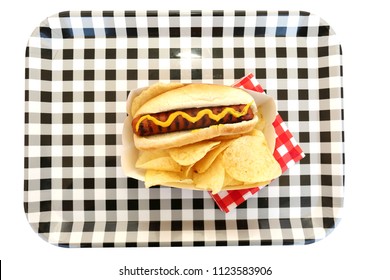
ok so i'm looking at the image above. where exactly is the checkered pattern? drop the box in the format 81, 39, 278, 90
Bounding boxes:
210, 74, 305, 212
24, 10, 344, 247
273, 114, 305, 172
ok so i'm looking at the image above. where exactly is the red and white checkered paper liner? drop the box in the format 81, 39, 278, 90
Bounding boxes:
210, 73, 305, 212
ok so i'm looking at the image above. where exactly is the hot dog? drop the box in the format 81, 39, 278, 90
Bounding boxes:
130, 83, 259, 150
132, 104, 255, 137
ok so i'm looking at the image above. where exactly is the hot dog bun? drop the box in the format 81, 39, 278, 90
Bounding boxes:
131, 83, 258, 150
134, 84, 256, 116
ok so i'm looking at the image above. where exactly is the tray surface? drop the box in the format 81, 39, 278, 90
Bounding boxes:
24, 10, 344, 247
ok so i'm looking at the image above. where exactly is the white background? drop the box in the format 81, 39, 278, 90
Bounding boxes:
1, 0, 389, 279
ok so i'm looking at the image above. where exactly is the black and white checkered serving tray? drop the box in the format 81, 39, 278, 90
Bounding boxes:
24, 10, 344, 247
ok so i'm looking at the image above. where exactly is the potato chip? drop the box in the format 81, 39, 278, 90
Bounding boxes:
181, 164, 195, 178
211, 134, 242, 142
168, 140, 220, 166
193, 154, 225, 194
131, 82, 184, 117
136, 149, 167, 164
144, 169, 182, 188
136, 150, 181, 172
222, 133, 281, 183
193, 140, 233, 173
223, 180, 270, 190
245, 128, 262, 137
222, 170, 270, 189
223, 171, 242, 187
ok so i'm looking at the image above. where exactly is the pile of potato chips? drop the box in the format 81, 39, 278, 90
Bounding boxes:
135, 128, 282, 194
